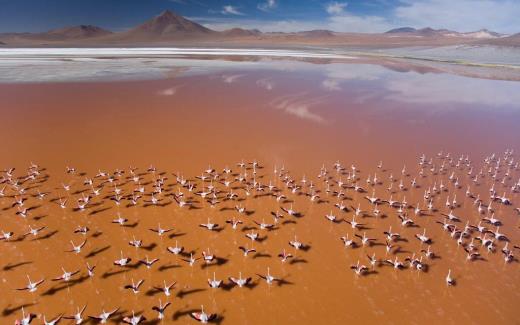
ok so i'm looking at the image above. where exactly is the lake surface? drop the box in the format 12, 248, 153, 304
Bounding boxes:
0, 49, 519, 324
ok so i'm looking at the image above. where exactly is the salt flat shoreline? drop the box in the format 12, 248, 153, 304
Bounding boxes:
0, 47, 357, 60
1, 45, 520, 66
1, 46, 520, 84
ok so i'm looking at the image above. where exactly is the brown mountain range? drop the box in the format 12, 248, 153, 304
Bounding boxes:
115, 10, 214, 40
483, 33, 520, 46
0, 10, 517, 47
46, 25, 113, 39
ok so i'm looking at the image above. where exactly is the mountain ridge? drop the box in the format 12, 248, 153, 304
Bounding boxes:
0, 10, 517, 47
122, 10, 214, 38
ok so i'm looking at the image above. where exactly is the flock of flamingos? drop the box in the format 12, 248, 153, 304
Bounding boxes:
1, 149, 519, 324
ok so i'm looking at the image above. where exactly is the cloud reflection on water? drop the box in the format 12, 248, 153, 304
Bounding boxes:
270, 93, 328, 124
1, 49, 519, 110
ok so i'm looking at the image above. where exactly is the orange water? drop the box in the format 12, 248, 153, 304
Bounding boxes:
1, 62, 519, 324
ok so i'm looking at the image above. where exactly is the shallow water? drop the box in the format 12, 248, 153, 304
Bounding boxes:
0, 55, 519, 324
1, 47, 520, 83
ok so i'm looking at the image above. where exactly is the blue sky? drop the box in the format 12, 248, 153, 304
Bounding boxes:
1, 0, 519, 34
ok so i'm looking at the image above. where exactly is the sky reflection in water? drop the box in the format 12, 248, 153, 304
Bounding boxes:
1, 50, 520, 112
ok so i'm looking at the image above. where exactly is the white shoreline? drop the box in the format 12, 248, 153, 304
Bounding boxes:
0, 47, 357, 60
1, 47, 519, 83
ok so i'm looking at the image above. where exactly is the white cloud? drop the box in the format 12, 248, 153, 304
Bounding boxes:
202, 17, 390, 32
326, 2, 348, 15
256, 20, 324, 32
200, 0, 520, 34
394, 0, 520, 33
200, 18, 327, 32
323, 1, 394, 33
258, 0, 277, 12
328, 13, 394, 33
221, 5, 244, 15
199, 5, 393, 33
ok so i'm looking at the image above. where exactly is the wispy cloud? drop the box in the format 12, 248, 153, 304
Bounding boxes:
326, 2, 348, 15
199, 17, 324, 32
221, 5, 244, 15
197, 0, 520, 34
394, 0, 520, 33
324, 1, 393, 32
258, 0, 278, 12
327, 13, 393, 33
200, 16, 391, 33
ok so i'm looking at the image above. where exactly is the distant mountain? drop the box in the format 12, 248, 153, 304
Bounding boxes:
384, 27, 448, 36
0, 25, 111, 43
385, 26, 503, 39
385, 27, 417, 34
44, 25, 112, 39
221, 28, 261, 37
0, 10, 517, 47
417, 27, 448, 36
483, 32, 520, 46
120, 10, 213, 39
460, 29, 504, 39
297, 30, 335, 37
